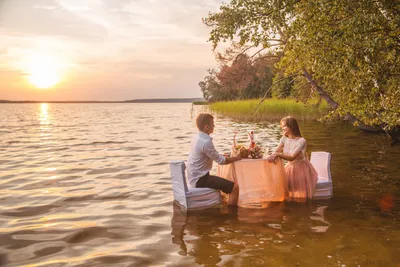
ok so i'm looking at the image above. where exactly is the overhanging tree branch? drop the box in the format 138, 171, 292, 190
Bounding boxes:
247, 73, 300, 119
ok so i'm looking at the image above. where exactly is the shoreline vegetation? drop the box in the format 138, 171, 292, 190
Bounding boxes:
198, 1, 399, 144
192, 101, 209, 105
205, 99, 329, 122
0, 98, 204, 104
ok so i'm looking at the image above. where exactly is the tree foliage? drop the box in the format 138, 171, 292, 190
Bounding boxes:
199, 69, 225, 101
199, 53, 276, 101
203, 0, 400, 131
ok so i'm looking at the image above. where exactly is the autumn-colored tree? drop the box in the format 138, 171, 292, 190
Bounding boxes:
199, 52, 276, 101
217, 54, 253, 99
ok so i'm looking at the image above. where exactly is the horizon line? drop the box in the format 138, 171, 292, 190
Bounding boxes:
0, 97, 206, 103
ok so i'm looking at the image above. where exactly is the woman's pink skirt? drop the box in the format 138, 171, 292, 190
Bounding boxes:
285, 159, 318, 200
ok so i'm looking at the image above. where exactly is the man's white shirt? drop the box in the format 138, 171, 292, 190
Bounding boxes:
187, 132, 226, 187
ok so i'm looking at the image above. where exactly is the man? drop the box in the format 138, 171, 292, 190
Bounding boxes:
187, 113, 241, 205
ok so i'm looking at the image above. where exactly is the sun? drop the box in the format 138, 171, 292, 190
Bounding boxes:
27, 53, 61, 89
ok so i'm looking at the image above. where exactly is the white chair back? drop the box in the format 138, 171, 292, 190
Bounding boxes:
169, 160, 222, 210
169, 160, 189, 208
310, 151, 332, 182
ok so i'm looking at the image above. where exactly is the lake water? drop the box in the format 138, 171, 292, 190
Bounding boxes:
0, 103, 399, 266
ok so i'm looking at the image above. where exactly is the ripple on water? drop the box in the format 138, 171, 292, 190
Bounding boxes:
86, 168, 121, 175
63, 194, 95, 203
270, 240, 294, 252
1, 204, 59, 217
64, 226, 126, 244
82, 255, 153, 267
112, 173, 135, 179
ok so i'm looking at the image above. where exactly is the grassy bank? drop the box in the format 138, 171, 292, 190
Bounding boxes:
209, 98, 329, 121
192, 101, 209, 105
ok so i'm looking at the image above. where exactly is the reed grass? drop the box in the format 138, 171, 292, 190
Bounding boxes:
209, 98, 329, 122
192, 101, 209, 105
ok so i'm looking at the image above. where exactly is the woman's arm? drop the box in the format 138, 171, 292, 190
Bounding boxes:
275, 138, 306, 162
275, 150, 302, 161
274, 143, 284, 153
266, 143, 284, 162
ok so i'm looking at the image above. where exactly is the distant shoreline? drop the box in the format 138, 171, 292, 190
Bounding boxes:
0, 98, 204, 104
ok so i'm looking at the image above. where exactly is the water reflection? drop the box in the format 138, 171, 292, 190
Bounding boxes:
38, 103, 55, 151
310, 205, 331, 233
39, 103, 50, 125
170, 201, 332, 265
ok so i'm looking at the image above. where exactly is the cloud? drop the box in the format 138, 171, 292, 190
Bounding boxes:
0, 0, 224, 100
0, 0, 108, 41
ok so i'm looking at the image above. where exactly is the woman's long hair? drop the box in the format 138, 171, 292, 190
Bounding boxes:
280, 116, 302, 137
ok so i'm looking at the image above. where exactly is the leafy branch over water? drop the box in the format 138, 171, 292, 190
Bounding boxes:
201, 0, 400, 143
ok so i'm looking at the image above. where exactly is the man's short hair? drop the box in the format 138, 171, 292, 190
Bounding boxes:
196, 113, 214, 131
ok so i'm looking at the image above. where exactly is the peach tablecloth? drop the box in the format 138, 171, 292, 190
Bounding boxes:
217, 159, 287, 207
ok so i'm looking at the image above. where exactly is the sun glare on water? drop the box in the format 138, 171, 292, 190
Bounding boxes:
27, 53, 62, 89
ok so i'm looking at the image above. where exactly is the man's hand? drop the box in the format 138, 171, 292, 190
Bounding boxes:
230, 150, 240, 157
224, 152, 241, 164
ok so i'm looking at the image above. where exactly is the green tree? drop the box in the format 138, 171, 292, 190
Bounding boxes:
198, 69, 222, 101
271, 72, 295, 99
203, 0, 400, 133
244, 57, 275, 99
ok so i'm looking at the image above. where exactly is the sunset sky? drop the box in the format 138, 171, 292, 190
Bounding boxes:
0, 0, 224, 101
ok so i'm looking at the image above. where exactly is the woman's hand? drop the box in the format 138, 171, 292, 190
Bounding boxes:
267, 152, 279, 163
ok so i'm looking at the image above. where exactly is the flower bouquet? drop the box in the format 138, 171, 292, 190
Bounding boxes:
231, 131, 264, 159
232, 143, 249, 158
248, 145, 264, 159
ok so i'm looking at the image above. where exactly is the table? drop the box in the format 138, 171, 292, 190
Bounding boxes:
217, 158, 287, 207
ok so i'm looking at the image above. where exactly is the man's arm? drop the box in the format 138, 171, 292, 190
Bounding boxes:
203, 140, 241, 165
222, 155, 241, 165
